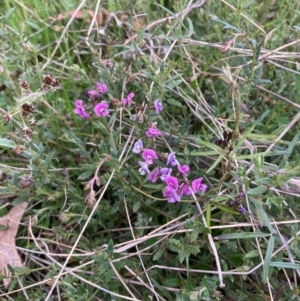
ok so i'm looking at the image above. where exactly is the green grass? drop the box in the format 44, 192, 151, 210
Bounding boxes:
1, 0, 300, 300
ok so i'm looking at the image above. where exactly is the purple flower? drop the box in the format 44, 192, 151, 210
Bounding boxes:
86, 89, 100, 99
191, 177, 207, 194
142, 149, 158, 165
238, 207, 246, 214
95, 82, 108, 94
74, 100, 89, 118
163, 187, 181, 203
123, 92, 134, 106
165, 176, 179, 191
133, 139, 143, 153
179, 183, 192, 196
178, 164, 190, 176
148, 167, 159, 183
145, 127, 162, 138
159, 167, 172, 181
138, 161, 150, 175
86, 83, 108, 99
154, 99, 163, 114
167, 152, 178, 166
94, 102, 109, 117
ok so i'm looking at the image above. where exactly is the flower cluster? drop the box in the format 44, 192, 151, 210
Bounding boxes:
73, 82, 163, 120
133, 139, 207, 203
73, 82, 109, 118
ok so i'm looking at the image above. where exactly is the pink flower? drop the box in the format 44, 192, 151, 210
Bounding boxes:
148, 167, 159, 183
192, 177, 207, 194
123, 92, 134, 106
86, 90, 99, 99
145, 127, 162, 138
95, 82, 108, 94
178, 164, 190, 176
163, 187, 181, 203
142, 149, 158, 165
74, 100, 89, 118
86, 83, 108, 99
179, 183, 192, 196
165, 176, 179, 191
94, 102, 109, 117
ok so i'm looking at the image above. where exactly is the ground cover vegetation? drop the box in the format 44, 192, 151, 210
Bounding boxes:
1, 0, 300, 300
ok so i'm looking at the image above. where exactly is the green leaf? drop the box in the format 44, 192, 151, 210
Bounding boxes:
247, 186, 268, 195
194, 138, 222, 151
107, 240, 114, 257
206, 153, 223, 174
164, 278, 180, 287
212, 202, 240, 215
166, 98, 182, 107
249, 196, 274, 232
8, 278, 17, 292
140, 70, 156, 82
215, 232, 270, 240
77, 169, 94, 180
153, 249, 163, 261
188, 245, 200, 255
191, 150, 220, 156
12, 266, 31, 275
178, 250, 187, 263
295, 74, 300, 98
132, 201, 141, 213
154, 3, 188, 31
269, 262, 300, 269
2, 7, 16, 22
206, 203, 211, 227
262, 235, 275, 283
244, 250, 260, 258
0, 138, 16, 148
252, 79, 272, 84
169, 239, 181, 252
211, 16, 240, 32
186, 18, 195, 37
166, 79, 182, 89
242, 56, 250, 76
285, 132, 300, 161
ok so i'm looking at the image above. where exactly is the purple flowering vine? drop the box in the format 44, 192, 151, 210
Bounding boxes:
130, 122, 208, 203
